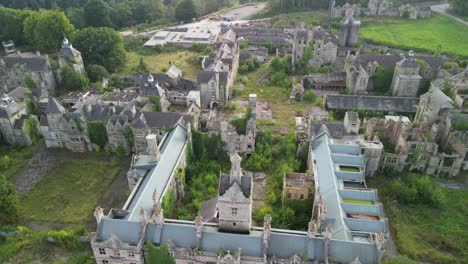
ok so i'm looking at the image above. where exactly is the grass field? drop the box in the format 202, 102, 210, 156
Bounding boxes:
270, 10, 329, 28
0, 145, 36, 180
372, 175, 468, 264
232, 63, 318, 132
360, 13, 468, 58
20, 159, 122, 224
342, 199, 374, 205
120, 51, 202, 79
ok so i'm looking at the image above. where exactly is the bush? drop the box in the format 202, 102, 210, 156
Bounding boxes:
382, 174, 445, 208
86, 64, 109, 83
0, 174, 19, 224
303, 90, 317, 102
87, 121, 108, 148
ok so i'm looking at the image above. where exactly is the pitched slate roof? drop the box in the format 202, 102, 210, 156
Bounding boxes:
142, 112, 183, 128
2, 54, 49, 72
219, 174, 252, 197
325, 94, 420, 113
197, 71, 215, 83
45, 96, 66, 114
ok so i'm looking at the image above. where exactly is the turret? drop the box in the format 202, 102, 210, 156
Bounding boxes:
146, 134, 160, 161
230, 152, 242, 180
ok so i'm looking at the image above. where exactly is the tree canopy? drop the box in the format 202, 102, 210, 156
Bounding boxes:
175, 0, 197, 22
23, 9, 75, 52
84, 0, 112, 27
71, 27, 127, 72
448, 0, 468, 17
145, 241, 175, 264
86, 64, 109, 83
0, 174, 20, 224
60, 65, 87, 91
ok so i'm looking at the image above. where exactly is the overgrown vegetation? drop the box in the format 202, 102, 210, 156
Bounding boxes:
145, 241, 175, 264
0, 174, 20, 224
372, 67, 394, 95
20, 158, 123, 223
0, 226, 93, 263
229, 107, 253, 135
87, 121, 108, 148
0, 145, 36, 180
369, 172, 468, 263
269, 55, 293, 88
24, 116, 41, 144
245, 131, 311, 230
175, 131, 229, 220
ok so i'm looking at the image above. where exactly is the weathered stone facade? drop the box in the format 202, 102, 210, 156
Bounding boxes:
198, 30, 239, 109
0, 51, 57, 95
0, 94, 36, 146
391, 51, 422, 97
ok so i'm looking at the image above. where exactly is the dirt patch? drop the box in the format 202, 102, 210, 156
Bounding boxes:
12, 143, 59, 196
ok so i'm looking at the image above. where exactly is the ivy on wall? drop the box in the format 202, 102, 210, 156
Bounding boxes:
87, 121, 108, 148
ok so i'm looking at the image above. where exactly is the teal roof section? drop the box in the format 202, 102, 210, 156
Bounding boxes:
125, 124, 187, 221
311, 130, 388, 240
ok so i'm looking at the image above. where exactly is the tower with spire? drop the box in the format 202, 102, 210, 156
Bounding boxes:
216, 152, 252, 233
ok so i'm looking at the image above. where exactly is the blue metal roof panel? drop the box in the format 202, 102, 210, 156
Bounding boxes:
268, 232, 307, 257
126, 125, 187, 221
201, 231, 263, 257
312, 133, 351, 241
97, 218, 142, 244
159, 222, 197, 248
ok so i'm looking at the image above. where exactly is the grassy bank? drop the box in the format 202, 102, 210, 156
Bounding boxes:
20, 159, 122, 224
360, 13, 468, 58
0, 145, 36, 180
119, 51, 202, 79
372, 174, 468, 263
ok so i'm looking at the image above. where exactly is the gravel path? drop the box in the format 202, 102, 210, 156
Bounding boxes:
11, 143, 59, 196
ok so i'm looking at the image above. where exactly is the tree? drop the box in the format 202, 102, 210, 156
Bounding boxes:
0, 8, 32, 45
0, 174, 20, 224
24, 9, 75, 52
134, 0, 165, 24
175, 0, 198, 22
71, 27, 127, 73
61, 65, 86, 91
149, 96, 162, 112
372, 67, 394, 95
66, 8, 86, 29
133, 57, 149, 74
145, 241, 175, 264
84, 0, 111, 27
87, 121, 108, 148
448, 0, 468, 17
24, 74, 37, 89
86, 64, 109, 83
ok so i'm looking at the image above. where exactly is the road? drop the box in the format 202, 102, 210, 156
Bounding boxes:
138, 2, 267, 37
431, 4, 468, 26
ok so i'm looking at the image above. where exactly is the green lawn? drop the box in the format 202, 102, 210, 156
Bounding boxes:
360, 13, 468, 58
0, 145, 36, 180
340, 165, 360, 172
20, 159, 122, 224
342, 198, 374, 205
119, 51, 202, 79
269, 10, 329, 28
383, 188, 468, 263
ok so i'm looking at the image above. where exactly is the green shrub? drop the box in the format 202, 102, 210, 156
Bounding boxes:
303, 90, 317, 102
87, 121, 108, 149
